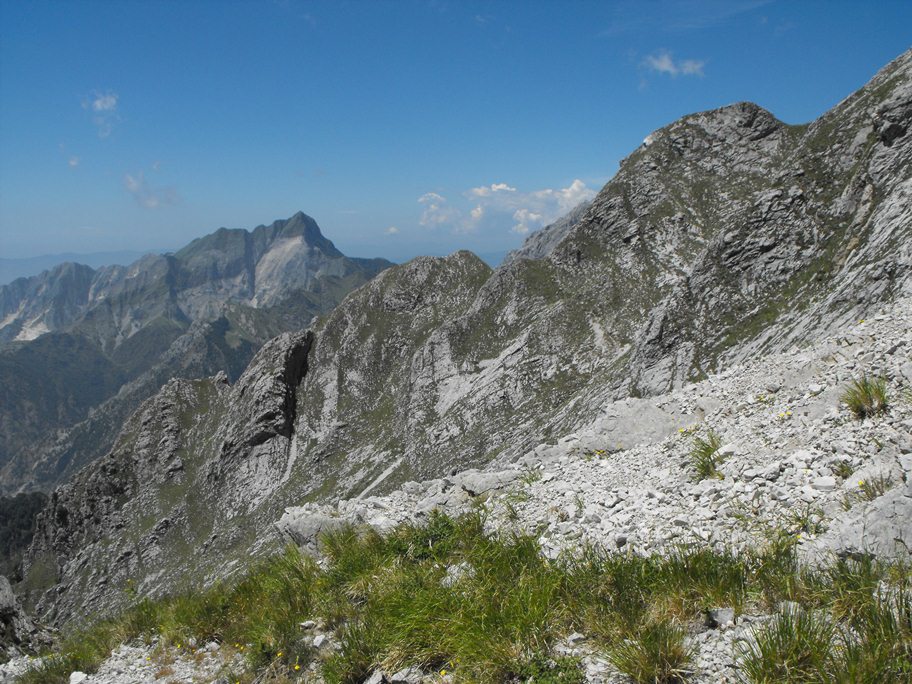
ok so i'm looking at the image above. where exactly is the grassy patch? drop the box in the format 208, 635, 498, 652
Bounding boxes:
20, 514, 912, 683
841, 375, 889, 419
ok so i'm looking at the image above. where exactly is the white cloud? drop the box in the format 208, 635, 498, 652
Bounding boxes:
469, 182, 517, 197
511, 208, 543, 235
643, 50, 705, 77
417, 179, 595, 236
83, 90, 120, 137
68, 156, 80, 168
124, 169, 179, 209
471, 178, 595, 234
418, 192, 459, 228
91, 93, 118, 112
384, 226, 400, 235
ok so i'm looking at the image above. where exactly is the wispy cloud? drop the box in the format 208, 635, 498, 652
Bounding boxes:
124, 169, 179, 209
643, 50, 705, 77
384, 226, 400, 235
417, 179, 596, 236
418, 192, 459, 228
469, 182, 516, 197
83, 90, 120, 137
68, 156, 80, 168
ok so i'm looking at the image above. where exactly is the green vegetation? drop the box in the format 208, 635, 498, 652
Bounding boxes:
19, 515, 912, 684
607, 619, 691, 683
740, 587, 912, 683
859, 474, 895, 502
738, 605, 836, 682
841, 375, 889, 419
686, 430, 725, 480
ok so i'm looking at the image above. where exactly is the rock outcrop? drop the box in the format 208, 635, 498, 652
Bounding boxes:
0, 575, 47, 663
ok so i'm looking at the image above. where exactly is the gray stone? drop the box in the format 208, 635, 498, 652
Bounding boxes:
456, 470, 520, 496
812, 476, 837, 491
364, 671, 385, 684
277, 511, 347, 552
704, 607, 736, 629
803, 481, 912, 562
0, 576, 15, 616
389, 666, 424, 684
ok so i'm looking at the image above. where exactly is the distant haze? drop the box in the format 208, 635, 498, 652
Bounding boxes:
0, 250, 165, 285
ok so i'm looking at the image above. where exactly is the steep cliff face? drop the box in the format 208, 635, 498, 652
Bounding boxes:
22, 331, 314, 624
0, 213, 392, 494
20, 50, 912, 627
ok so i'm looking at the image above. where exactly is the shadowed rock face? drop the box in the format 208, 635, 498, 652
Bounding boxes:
20, 50, 912, 627
0, 213, 392, 495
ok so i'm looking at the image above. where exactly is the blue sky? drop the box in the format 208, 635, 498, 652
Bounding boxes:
1, 1, 910, 264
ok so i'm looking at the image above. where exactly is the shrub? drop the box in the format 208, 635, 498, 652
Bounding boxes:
841, 375, 889, 419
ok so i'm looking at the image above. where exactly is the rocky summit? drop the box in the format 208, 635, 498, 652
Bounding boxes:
3, 49, 911, 684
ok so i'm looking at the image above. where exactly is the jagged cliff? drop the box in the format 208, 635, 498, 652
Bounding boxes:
20, 50, 912, 627
0, 212, 392, 494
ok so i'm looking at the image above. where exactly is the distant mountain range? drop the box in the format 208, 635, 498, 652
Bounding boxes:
0, 212, 393, 494
0, 251, 161, 287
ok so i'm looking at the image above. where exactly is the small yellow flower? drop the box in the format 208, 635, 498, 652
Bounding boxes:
858, 480, 865, 486
294, 664, 301, 671
786, 410, 792, 416
441, 670, 448, 676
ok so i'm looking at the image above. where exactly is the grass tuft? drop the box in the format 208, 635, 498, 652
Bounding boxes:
739, 606, 836, 683
858, 473, 895, 502
686, 430, 725, 480
841, 375, 889, 419
607, 619, 692, 683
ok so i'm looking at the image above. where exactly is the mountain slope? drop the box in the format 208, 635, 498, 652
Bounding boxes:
0, 213, 392, 494
20, 49, 912, 626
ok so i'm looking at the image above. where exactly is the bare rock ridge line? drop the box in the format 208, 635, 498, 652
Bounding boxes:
13, 48, 912, 636
0, 212, 393, 495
